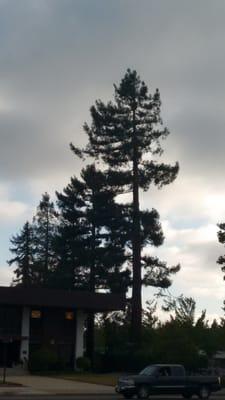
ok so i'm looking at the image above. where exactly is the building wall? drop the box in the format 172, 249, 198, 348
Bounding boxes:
29, 307, 77, 367
0, 305, 85, 369
30, 308, 75, 341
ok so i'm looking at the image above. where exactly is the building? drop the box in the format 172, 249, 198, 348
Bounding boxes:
0, 286, 125, 369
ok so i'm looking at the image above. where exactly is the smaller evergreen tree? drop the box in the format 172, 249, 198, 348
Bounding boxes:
143, 300, 158, 329
55, 165, 130, 362
33, 192, 57, 286
54, 177, 90, 290
54, 166, 130, 292
162, 295, 196, 326
8, 221, 35, 286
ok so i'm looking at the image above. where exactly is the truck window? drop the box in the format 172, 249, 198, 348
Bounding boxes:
173, 366, 185, 376
139, 366, 157, 376
158, 367, 171, 376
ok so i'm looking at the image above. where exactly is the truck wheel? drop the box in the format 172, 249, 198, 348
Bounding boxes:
138, 385, 150, 399
198, 385, 210, 399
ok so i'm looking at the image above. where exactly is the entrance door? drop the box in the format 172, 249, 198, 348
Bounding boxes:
0, 340, 20, 367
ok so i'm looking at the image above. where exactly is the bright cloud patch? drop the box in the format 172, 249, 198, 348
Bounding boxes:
0, 265, 13, 286
0, 200, 27, 220
143, 216, 224, 320
204, 193, 225, 222
0, 183, 28, 221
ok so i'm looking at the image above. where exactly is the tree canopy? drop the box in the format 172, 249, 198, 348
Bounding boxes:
71, 69, 180, 340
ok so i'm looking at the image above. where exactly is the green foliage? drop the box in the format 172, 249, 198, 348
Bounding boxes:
143, 300, 158, 328
102, 349, 153, 372
72, 69, 179, 186
71, 68, 180, 339
29, 346, 58, 372
8, 221, 35, 287
33, 192, 57, 286
162, 295, 196, 326
217, 223, 225, 308
76, 356, 91, 371
152, 322, 204, 371
54, 164, 130, 292
95, 301, 225, 373
8, 194, 57, 288
9, 70, 180, 345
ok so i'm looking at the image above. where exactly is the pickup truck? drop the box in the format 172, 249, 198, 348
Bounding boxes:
115, 364, 221, 399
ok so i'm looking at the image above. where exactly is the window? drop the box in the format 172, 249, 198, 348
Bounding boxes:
159, 367, 171, 376
31, 310, 42, 319
65, 311, 74, 320
173, 366, 185, 376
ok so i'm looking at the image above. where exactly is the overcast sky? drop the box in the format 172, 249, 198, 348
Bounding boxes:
1, 0, 225, 322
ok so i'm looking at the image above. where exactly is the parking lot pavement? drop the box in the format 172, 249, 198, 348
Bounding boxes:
3, 375, 115, 395
0, 376, 225, 398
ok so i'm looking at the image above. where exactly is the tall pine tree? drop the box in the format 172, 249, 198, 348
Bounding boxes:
80, 165, 130, 361
71, 69, 179, 340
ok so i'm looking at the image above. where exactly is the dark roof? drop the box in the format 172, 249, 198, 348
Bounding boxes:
0, 286, 126, 312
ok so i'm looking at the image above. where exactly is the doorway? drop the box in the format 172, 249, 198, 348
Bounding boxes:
0, 340, 20, 367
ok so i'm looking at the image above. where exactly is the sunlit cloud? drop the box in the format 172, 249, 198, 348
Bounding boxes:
0, 200, 27, 220
0, 265, 14, 286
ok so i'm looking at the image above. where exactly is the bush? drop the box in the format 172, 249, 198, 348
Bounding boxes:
76, 356, 91, 371
93, 352, 105, 372
29, 346, 58, 373
94, 347, 153, 373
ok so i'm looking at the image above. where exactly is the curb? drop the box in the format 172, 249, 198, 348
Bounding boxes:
0, 394, 224, 397
0, 394, 118, 397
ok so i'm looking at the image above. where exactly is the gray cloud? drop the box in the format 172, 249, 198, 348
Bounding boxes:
0, 0, 225, 186
1, 0, 225, 316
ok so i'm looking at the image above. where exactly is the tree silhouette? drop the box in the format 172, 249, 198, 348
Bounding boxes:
71, 69, 179, 341
33, 192, 57, 286
8, 221, 35, 286
55, 164, 130, 361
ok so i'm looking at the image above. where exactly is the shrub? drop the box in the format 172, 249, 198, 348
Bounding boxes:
95, 347, 153, 373
29, 346, 58, 372
93, 352, 105, 372
76, 356, 91, 371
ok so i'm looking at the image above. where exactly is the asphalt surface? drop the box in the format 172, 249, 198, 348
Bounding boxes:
0, 397, 120, 400
0, 396, 223, 400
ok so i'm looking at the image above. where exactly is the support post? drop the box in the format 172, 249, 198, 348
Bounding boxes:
74, 310, 86, 369
20, 307, 30, 368
2, 341, 7, 383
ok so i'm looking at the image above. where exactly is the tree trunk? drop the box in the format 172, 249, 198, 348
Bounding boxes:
24, 223, 30, 287
86, 199, 96, 366
86, 312, 95, 366
44, 208, 49, 285
131, 107, 142, 343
